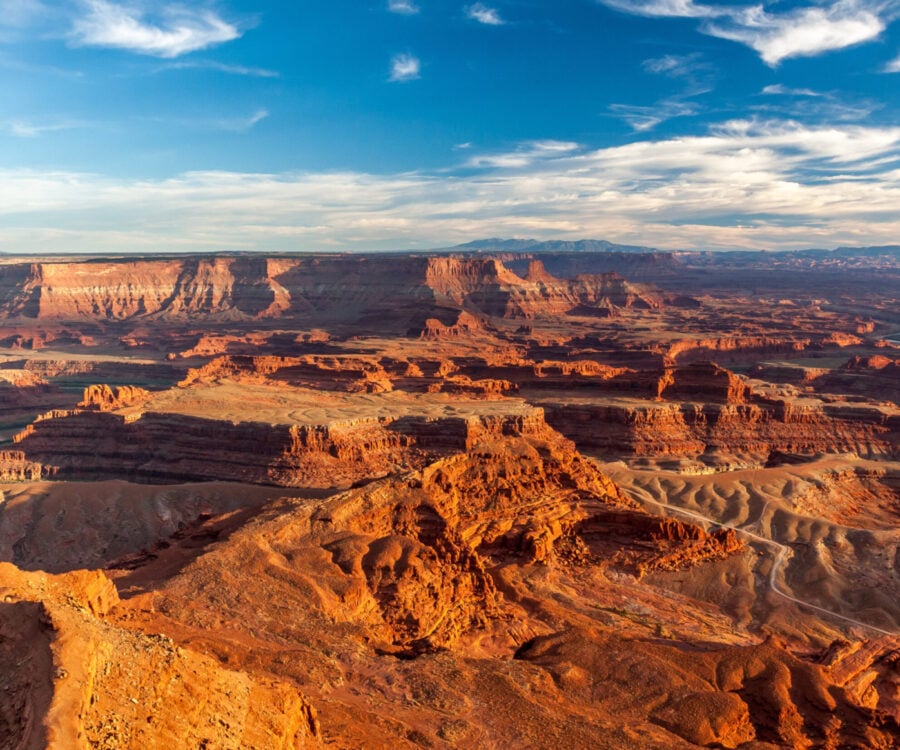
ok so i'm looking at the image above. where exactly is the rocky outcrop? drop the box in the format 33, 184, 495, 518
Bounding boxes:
428, 375, 517, 397
667, 335, 811, 362
572, 511, 744, 576
656, 361, 751, 403
415, 310, 486, 339
0, 563, 321, 749
843, 354, 899, 372
819, 636, 900, 720
133, 431, 739, 655
179, 355, 396, 393
0, 451, 44, 481
79, 384, 151, 411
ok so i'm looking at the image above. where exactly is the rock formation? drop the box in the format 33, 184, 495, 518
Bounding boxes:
0, 563, 321, 749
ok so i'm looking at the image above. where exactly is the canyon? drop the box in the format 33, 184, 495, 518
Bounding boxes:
0, 246, 897, 749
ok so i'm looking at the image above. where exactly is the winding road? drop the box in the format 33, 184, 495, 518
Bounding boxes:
626, 487, 900, 637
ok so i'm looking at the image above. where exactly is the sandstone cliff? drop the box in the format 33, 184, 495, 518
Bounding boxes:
0, 255, 662, 327
536, 363, 898, 463
12, 401, 554, 488
542, 398, 898, 462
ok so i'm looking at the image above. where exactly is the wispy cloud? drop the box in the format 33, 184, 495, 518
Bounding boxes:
615, 53, 711, 131
755, 86, 878, 123
642, 53, 706, 77
1, 118, 87, 137
147, 108, 270, 133
466, 140, 579, 168
387, 0, 419, 14
389, 53, 420, 81
610, 100, 699, 131
885, 53, 900, 72
161, 59, 279, 78
466, 3, 504, 25
600, 0, 891, 66
1, 120, 899, 253
214, 108, 269, 133
70, 0, 241, 58
762, 84, 823, 96
600, 0, 715, 19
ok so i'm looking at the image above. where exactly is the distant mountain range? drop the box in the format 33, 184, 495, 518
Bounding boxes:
441, 239, 900, 259
445, 238, 659, 254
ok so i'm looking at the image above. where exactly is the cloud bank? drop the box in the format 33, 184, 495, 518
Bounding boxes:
1, 120, 899, 254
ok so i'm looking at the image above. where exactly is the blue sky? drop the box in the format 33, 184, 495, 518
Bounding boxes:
1, 0, 899, 253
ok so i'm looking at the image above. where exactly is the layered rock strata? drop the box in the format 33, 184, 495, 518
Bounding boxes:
0, 255, 661, 327
13, 405, 552, 488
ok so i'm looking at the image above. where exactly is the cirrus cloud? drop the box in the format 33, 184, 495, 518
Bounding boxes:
70, 0, 241, 58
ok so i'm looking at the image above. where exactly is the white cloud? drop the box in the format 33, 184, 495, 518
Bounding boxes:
162, 60, 279, 78
71, 0, 240, 58
600, 0, 890, 66
1, 120, 899, 253
706, 1, 885, 66
389, 53, 420, 81
388, 0, 419, 14
885, 53, 900, 72
466, 3, 504, 25
762, 84, 823, 96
